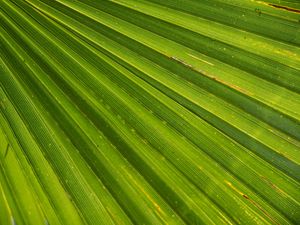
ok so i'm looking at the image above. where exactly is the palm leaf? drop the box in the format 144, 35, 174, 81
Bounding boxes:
0, 0, 299, 224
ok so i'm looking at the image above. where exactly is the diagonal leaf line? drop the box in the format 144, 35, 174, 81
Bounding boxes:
1, 0, 300, 224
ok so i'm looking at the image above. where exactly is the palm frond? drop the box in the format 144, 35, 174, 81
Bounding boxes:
1, 0, 300, 224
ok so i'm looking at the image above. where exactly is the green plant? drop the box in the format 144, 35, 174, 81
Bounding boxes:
1, 0, 299, 224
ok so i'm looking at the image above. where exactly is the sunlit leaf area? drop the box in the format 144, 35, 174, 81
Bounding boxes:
1, 0, 300, 224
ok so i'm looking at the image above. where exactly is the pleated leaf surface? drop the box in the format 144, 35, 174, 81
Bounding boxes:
0, 0, 300, 224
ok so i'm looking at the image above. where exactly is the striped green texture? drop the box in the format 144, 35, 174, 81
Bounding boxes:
0, 0, 300, 224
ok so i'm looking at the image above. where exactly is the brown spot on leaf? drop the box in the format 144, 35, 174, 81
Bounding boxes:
212, 77, 253, 96
225, 180, 279, 225
242, 194, 249, 199
169, 55, 253, 96
242, 193, 280, 225
170, 56, 194, 68
260, 176, 285, 195
269, 4, 300, 14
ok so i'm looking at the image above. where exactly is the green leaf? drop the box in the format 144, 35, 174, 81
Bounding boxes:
1, 0, 299, 224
